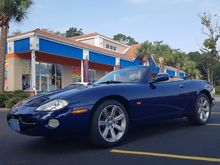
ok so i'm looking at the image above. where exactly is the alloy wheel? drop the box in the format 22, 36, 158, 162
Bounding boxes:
98, 105, 126, 143
198, 97, 210, 122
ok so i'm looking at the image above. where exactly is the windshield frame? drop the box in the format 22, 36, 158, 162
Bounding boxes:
93, 65, 151, 85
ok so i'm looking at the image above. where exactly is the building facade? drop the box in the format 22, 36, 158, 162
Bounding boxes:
5, 29, 185, 92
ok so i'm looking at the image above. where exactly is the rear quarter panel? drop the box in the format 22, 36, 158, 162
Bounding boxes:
180, 80, 214, 113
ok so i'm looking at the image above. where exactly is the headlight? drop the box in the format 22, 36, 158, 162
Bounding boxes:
36, 100, 68, 111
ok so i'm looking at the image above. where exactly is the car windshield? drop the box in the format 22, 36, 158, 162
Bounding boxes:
94, 66, 148, 84
64, 84, 85, 89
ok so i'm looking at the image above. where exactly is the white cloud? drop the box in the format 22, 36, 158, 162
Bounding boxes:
170, 0, 193, 4
128, 0, 193, 5
118, 15, 143, 24
129, 0, 149, 4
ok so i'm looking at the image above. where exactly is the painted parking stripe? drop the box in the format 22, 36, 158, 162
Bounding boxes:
212, 112, 220, 114
207, 124, 220, 126
111, 149, 220, 163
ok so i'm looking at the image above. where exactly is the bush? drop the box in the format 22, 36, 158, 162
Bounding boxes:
0, 91, 29, 108
216, 86, 220, 95
0, 93, 12, 108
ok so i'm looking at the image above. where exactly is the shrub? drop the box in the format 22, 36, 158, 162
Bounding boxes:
4, 97, 22, 109
0, 93, 12, 108
0, 91, 29, 108
216, 86, 220, 95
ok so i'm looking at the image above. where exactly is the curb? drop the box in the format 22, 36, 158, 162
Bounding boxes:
0, 108, 9, 112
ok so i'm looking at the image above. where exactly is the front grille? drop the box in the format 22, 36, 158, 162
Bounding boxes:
19, 116, 37, 131
8, 115, 37, 131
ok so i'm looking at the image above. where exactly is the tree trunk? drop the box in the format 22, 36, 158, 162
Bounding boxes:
0, 25, 8, 94
211, 72, 214, 84
207, 67, 211, 82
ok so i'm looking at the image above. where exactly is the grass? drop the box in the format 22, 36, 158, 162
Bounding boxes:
216, 86, 220, 96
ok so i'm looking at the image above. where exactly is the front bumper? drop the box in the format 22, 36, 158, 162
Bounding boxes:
7, 105, 93, 137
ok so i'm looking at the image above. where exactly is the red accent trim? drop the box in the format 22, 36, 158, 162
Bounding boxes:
83, 58, 89, 82
6, 53, 30, 60
89, 62, 114, 71
36, 51, 81, 66
6, 52, 81, 67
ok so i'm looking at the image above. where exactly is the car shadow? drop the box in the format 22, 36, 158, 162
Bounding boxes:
22, 136, 102, 154
21, 118, 197, 154
123, 117, 197, 145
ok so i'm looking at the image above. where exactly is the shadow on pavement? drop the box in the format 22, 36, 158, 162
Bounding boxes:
21, 118, 193, 154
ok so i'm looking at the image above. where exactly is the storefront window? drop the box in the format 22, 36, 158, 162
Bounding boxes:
49, 76, 56, 91
89, 69, 96, 83
22, 60, 31, 90
22, 74, 31, 90
72, 67, 81, 83
35, 63, 63, 92
56, 64, 62, 76
48, 64, 56, 76
41, 75, 48, 92
36, 75, 40, 91
36, 62, 40, 74
40, 63, 48, 74
56, 77, 62, 89
21, 60, 63, 92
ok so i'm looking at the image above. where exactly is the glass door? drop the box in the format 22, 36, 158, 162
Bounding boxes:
40, 75, 48, 93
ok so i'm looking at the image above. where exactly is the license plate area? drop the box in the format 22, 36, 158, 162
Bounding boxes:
8, 119, 20, 132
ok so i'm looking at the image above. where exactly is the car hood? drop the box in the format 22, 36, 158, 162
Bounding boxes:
22, 85, 90, 107
17, 83, 137, 108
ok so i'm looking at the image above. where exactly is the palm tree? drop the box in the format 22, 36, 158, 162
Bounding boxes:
137, 41, 155, 65
0, 0, 33, 93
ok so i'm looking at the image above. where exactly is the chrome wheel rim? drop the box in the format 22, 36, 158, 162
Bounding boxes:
98, 105, 126, 143
198, 97, 210, 122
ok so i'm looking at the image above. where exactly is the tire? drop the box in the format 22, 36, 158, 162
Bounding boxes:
90, 100, 129, 147
187, 94, 211, 125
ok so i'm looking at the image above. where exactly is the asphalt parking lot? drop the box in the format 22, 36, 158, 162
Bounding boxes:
1, 98, 220, 165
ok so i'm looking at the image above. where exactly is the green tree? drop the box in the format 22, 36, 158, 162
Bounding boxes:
0, 0, 33, 94
113, 33, 138, 45
188, 51, 220, 84
137, 41, 201, 78
41, 28, 65, 37
12, 29, 21, 35
199, 12, 220, 83
65, 27, 84, 38
136, 41, 155, 65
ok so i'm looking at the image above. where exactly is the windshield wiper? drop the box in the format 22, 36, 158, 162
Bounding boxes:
98, 80, 122, 84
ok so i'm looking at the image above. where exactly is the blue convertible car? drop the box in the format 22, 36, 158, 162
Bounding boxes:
7, 66, 215, 147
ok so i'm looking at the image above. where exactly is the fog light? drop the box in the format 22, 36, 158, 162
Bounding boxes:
48, 119, 59, 128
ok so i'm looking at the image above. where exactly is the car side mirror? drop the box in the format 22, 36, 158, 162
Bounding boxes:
150, 73, 169, 84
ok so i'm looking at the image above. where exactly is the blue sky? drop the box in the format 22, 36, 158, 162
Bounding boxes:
9, 0, 220, 53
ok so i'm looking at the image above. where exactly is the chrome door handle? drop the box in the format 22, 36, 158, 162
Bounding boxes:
179, 85, 184, 88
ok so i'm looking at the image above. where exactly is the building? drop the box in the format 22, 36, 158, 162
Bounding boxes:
5, 29, 185, 92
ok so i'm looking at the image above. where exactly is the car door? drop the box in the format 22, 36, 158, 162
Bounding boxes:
142, 80, 189, 118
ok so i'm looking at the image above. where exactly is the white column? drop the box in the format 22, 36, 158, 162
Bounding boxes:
31, 50, 37, 94
81, 60, 84, 83
115, 57, 120, 70
82, 49, 89, 83
30, 34, 39, 50
7, 40, 14, 54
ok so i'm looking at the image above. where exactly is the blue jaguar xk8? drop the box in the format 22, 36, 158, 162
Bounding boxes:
7, 66, 215, 147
